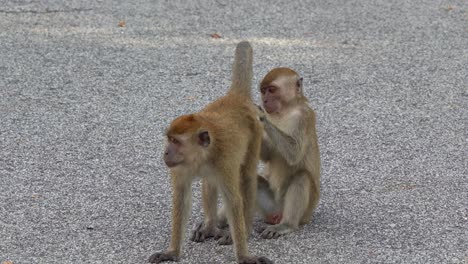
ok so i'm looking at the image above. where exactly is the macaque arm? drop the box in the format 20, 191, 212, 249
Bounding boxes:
148, 176, 193, 263
201, 178, 218, 226
168, 178, 192, 254
260, 134, 274, 161
262, 116, 307, 165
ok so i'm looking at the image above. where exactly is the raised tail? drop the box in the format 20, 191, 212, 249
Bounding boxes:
228, 41, 253, 98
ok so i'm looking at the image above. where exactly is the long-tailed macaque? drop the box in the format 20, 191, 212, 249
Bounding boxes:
255, 67, 321, 239
148, 41, 272, 264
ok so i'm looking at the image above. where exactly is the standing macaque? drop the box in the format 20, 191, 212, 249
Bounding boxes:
148, 41, 272, 264
255, 67, 321, 239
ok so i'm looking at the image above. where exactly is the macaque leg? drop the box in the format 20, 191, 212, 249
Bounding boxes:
219, 177, 250, 257
191, 178, 219, 242
261, 173, 309, 239
221, 184, 273, 263
215, 198, 235, 245
222, 185, 272, 264
215, 206, 232, 246
149, 180, 192, 263
240, 143, 260, 235
217, 205, 229, 229
216, 137, 261, 247
215, 204, 233, 245
300, 175, 320, 225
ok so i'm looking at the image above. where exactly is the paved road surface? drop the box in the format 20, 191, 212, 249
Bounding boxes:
0, 0, 467, 263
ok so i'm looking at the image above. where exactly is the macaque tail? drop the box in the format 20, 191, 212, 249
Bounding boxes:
228, 41, 253, 99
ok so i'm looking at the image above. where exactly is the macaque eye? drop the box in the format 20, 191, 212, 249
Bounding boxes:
168, 136, 179, 145
261, 86, 276, 95
268, 86, 277, 93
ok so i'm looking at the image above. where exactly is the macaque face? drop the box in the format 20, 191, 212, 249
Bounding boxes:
260, 85, 283, 114
261, 76, 298, 114
163, 131, 210, 168
164, 135, 185, 167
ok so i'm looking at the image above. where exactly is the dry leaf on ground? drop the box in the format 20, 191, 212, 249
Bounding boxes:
210, 33, 222, 39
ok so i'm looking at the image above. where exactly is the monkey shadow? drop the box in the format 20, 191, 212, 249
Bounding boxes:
252, 208, 347, 239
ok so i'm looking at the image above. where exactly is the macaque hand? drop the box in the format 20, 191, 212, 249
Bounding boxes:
255, 104, 266, 122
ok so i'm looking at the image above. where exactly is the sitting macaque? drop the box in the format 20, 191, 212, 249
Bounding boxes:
256, 68, 321, 239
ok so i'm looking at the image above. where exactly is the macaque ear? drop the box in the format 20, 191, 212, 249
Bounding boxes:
198, 130, 210, 147
296, 77, 303, 94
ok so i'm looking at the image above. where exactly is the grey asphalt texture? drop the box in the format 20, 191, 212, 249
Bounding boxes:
0, 0, 467, 263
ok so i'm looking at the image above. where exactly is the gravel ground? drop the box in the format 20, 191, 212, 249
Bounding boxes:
0, 0, 467, 263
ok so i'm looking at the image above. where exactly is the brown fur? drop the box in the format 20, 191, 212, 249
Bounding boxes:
148, 41, 272, 264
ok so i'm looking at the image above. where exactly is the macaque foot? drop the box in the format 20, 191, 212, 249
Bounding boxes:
148, 250, 178, 263
217, 216, 229, 229
260, 223, 295, 239
214, 228, 233, 245
190, 221, 217, 242
239, 255, 273, 264
255, 225, 266, 234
